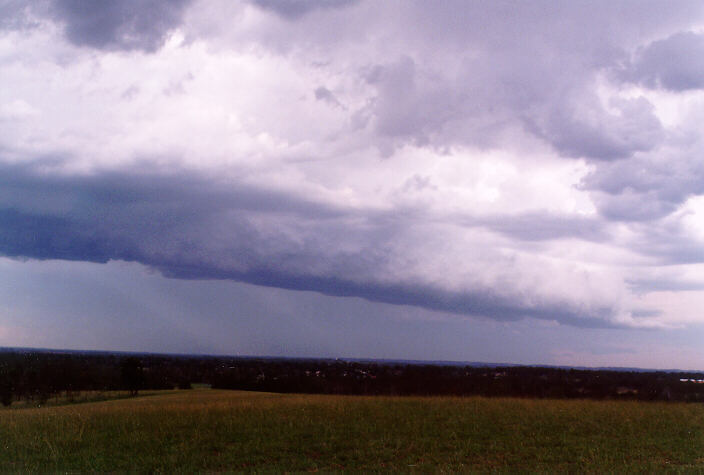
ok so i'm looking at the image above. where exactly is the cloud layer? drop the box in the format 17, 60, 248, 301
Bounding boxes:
3, 0, 704, 330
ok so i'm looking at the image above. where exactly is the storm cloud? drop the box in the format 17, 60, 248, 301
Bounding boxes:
0, 161, 627, 327
3, 0, 704, 338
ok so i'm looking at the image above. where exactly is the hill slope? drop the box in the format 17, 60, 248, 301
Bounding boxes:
1, 389, 703, 471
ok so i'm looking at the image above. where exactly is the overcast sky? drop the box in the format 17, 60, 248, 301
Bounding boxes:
2, 0, 704, 369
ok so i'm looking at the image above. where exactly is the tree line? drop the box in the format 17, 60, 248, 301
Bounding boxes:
2, 350, 704, 407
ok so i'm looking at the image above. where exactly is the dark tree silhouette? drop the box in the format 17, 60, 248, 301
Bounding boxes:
0, 376, 12, 407
121, 357, 144, 396
1, 350, 704, 404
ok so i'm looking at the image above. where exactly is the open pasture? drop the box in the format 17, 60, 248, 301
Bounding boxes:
1, 389, 703, 472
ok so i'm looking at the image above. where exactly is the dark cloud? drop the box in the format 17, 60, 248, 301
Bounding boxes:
0, 208, 110, 262
51, 0, 192, 51
0, 162, 621, 328
623, 31, 704, 91
250, 0, 358, 19
154, 263, 616, 328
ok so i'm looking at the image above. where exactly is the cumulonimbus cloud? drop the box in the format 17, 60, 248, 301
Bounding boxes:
3, 0, 704, 330
0, 160, 637, 328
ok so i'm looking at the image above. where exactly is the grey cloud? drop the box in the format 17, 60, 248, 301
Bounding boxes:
591, 190, 680, 222
5, 259, 650, 362
0, 162, 621, 328
357, 12, 669, 160
16, 0, 677, 162
51, 0, 192, 51
314, 86, 344, 108
582, 148, 704, 221
525, 96, 663, 160
250, 0, 358, 19
401, 175, 436, 193
0, 0, 47, 30
366, 56, 461, 150
627, 277, 704, 293
630, 223, 704, 264
623, 31, 704, 91
7, 1, 702, 330
630, 309, 663, 319
156, 263, 616, 328
472, 212, 609, 243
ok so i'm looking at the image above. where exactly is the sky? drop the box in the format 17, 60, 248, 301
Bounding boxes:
2, 0, 704, 369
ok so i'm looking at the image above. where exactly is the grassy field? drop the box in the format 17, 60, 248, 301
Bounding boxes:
1, 389, 703, 472
5, 389, 163, 409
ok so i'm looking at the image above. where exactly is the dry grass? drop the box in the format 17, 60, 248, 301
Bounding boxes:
1, 389, 703, 472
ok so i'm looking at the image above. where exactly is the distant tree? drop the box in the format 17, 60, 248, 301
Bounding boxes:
0, 370, 12, 407
121, 358, 144, 396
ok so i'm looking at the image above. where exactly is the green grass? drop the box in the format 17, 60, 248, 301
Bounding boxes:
5, 389, 163, 409
1, 389, 703, 472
